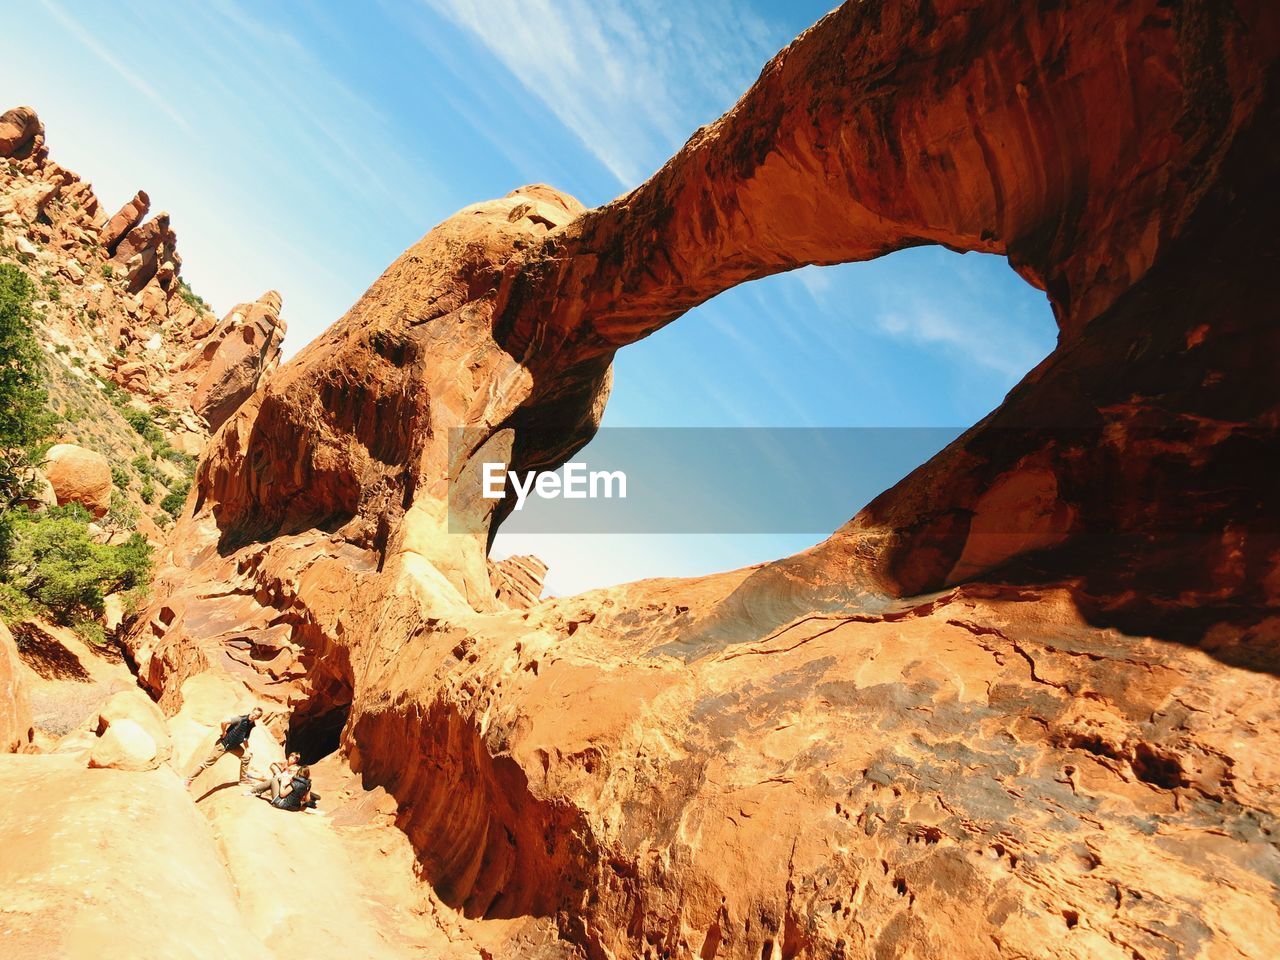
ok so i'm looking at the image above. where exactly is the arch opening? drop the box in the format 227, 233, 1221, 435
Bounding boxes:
491, 246, 1057, 598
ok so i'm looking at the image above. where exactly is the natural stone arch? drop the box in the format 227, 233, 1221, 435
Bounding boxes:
196, 0, 1275, 620
132, 3, 1280, 957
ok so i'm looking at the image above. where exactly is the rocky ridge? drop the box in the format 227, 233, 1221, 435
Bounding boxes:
0, 105, 285, 454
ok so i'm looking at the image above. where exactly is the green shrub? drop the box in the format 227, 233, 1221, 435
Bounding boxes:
100, 378, 129, 408
160, 478, 191, 519
163, 448, 195, 472
110, 464, 130, 489
131, 453, 155, 479
124, 407, 160, 441
177, 278, 209, 312
107, 488, 138, 531
1, 503, 153, 626
0, 581, 34, 623
140, 478, 155, 504
0, 264, 56, 509
101, 264, 114, 279
73, 620, 107, 647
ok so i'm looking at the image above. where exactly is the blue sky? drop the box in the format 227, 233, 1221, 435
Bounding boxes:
4, 0, 1056, 595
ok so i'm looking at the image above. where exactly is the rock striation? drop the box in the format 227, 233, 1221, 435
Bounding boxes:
490, 555, 550, 609
20, 1, 1280, 958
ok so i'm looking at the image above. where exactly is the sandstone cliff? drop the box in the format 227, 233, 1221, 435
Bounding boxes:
6, 1, 1280, 958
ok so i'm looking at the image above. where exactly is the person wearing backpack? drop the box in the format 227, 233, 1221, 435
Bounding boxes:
185, 706, 263, 788
246, 751, 301, 801
270, 764, 319, 812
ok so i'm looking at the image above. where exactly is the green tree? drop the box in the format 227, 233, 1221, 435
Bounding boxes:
3, 504, 152, 625
160, 477, 191, 519
0, 264, 56, 563
0, 264, 53, 468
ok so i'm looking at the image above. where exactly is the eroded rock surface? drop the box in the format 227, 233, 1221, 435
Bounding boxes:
188, 291, 286, 431
108, 1, 1280, 957
491, 554, 550, 610
0, 756, 267, 958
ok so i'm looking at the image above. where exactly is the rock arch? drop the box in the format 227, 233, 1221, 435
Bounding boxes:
134, 2, 1280, 957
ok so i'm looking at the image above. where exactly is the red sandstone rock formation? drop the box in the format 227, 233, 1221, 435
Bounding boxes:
490, 555, 550, 609
99, 189, 150, 255
101, 0, 1280, 956
42, 443, 113, 518
0, 106, 45, 161
109, 209, 179, 294
0, 622, 33, 753
1, 108, 290, 457
187, 291, 287, 431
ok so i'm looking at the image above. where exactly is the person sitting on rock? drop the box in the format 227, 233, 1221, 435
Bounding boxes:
270, 764, 319, 812
185, 706, 263, 788
246, 751, 301, 802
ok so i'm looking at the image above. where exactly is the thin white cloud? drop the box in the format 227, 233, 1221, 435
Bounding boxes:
419, 0, 786, 186
875, 301, 1040, 379
175, 0, 427, 216
40, 0, 192, 133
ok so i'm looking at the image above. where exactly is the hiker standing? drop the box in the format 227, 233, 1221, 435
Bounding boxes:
186, 706, 263, 788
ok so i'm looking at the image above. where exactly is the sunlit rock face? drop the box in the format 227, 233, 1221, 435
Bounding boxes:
126, 1, 1279, 957
189, 291, 287, 431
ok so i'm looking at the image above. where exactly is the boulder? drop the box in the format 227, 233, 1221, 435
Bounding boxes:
0, 105, 43, 159
42, 443, 112, 517
87, 717, 161, 771
87, 688, 172, 772
96, 688, 171, 756
0, 621, 33, 753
